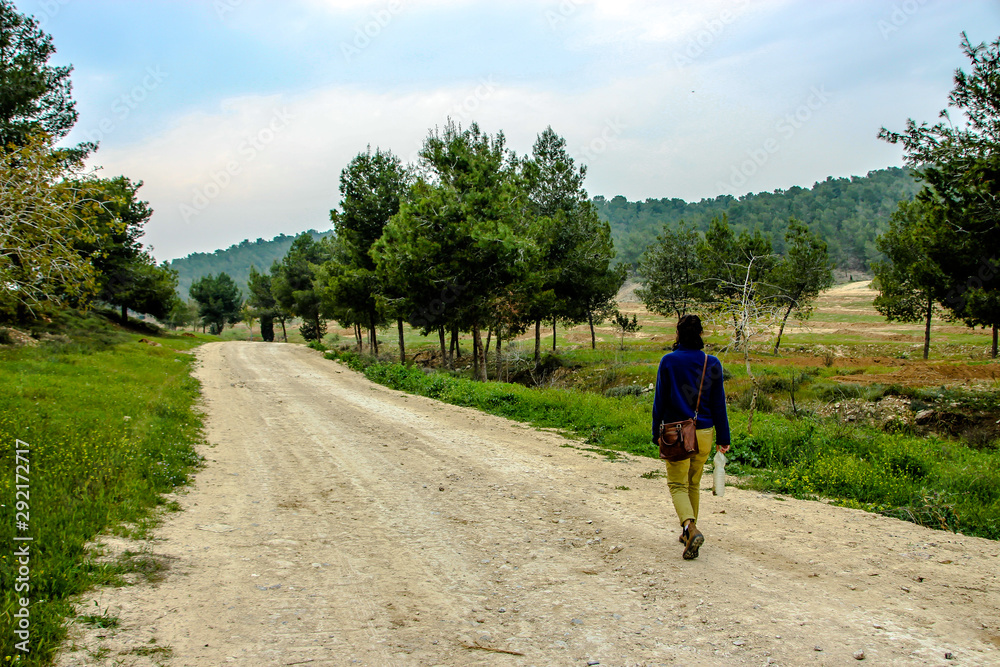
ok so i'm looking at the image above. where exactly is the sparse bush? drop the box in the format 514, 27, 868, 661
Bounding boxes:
299, 320, 326, 342
736, 391, 774, 412
605, 385, 644, 398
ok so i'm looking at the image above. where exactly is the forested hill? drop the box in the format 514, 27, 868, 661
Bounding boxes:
598, 167, 922, 271
168, 168, 918, 298
168, 230, 333, 298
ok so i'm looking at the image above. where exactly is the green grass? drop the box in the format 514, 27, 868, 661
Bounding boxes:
330, 350, 1000, 541
0, 312, 209, 665
727, 415, 999, 538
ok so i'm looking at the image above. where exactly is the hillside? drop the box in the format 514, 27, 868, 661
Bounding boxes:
598, 166, 922, 270
168, 230, 333, 298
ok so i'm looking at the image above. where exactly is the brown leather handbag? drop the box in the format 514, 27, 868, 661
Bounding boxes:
658, 354, 708, 462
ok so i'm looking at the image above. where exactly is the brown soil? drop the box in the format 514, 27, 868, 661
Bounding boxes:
831, 363, 1000, 387
56, 342, 1000, 666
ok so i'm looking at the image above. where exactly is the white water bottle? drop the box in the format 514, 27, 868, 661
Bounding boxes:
713, 450, 727, 497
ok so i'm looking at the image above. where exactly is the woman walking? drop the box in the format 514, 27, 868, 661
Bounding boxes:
652, 314, 730, 560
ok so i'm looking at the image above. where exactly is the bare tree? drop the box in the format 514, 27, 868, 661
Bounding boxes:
710, 254, 783, 434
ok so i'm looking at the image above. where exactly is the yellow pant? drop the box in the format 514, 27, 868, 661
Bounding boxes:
665, 428, 714, 526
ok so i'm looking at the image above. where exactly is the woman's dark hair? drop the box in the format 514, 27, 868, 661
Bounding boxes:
673, 314, 704, 350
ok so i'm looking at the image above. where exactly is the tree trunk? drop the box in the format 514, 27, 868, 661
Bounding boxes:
472, 323, 480, 380
773, 302, 794, 356
397, 318, 405, 364
923, 296, 933, 360
534, 320, 541, 365
453, 326, 461, 359
495, 328, 502, 382
121, 304, 128, 324
589, 310, 596, 350
744, 345, 757, 435
438, 326, 447, 365
552, 318, 557, 352
993, 322, 998, 359
280, 317, 287, 343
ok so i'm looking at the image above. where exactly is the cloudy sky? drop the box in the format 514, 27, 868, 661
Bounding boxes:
19, 0, 1000, 261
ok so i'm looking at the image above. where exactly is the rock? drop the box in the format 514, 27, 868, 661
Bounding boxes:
733, 639, 747, 646
814, 646, 823, 652
945, 652, 954, 660
854, 650, 865, 660
915, 409, 935, 423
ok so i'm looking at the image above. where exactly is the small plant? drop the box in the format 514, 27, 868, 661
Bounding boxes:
78, 602, 120, 629
640, 469, 666, 479
615, 485, 631, 490
612, 311, 642, 351
822, 350, 836, 367
884, 490, 960, 533
0, 328, 13, 345
307, 339, 327, 352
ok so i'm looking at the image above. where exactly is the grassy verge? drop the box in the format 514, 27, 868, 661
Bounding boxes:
0, 313, 209, 665
329, 350, 1000, 541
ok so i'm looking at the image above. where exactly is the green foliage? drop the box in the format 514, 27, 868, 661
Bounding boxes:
0, 133, 98, 321
0, 316, 206, 663
189, 272, 242, 335
0, 0, 79, 147
271, 233, 333, 337
771, 219, 835, 353
879, 33, 1000, 356
636, 223, 700, 319
322, 146, 409, 355
611, 311, 641, 350
729, 414, 1000, 539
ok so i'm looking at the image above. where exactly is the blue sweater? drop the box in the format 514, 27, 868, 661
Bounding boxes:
651, 346, 730, 447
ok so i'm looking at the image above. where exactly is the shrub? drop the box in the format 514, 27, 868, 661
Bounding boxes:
604, 385, 644, 398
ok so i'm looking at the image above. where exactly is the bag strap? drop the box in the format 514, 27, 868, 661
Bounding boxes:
693, 353, 709, 419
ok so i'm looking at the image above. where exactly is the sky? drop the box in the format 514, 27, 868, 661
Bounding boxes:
17, 0, 1000, 261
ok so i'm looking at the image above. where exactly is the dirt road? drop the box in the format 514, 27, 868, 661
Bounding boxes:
59, 342, 1000, 666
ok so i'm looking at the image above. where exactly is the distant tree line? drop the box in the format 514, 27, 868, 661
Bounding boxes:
168, 230, 334, 298
598, 166, 922, 272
